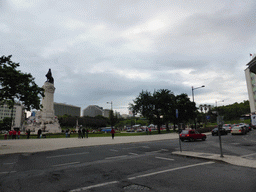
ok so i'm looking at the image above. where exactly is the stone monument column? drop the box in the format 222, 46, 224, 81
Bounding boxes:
25, 69, 61, 133
41, 82, 56, 121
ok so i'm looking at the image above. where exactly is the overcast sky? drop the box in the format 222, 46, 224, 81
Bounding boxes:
1, 0, 255, 115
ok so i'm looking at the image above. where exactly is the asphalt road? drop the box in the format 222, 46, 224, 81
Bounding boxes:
1, 130, 256, 192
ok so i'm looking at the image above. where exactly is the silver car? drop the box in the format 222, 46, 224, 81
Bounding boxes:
231, 125, 246, 135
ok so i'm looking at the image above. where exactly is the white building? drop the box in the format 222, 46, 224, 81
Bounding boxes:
245, 55, 256, 113
83, 105, 122, 118
83, 105, 104, 117
0, 104, 25, 129
54, 102, 81, 117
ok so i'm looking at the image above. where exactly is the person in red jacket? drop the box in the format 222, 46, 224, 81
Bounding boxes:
9, 130, 13, 140
13, 130, 17, 139
18, 130, 21, 139
110, 128, 115, 139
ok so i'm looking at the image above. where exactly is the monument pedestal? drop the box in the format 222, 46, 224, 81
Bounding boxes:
25, 81, 62, 133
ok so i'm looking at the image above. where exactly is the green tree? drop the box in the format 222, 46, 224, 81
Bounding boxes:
130, 90, 161, 133
0, 117, 12, 131
153, 89, 176, 132
175, 93, 197, 128
0, 55, 44, 111
130, 89, 196, 133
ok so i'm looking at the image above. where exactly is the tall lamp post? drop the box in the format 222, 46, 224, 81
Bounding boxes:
192, 85, 205, 129
216, 100, 224, 157
107, 101, 113, 129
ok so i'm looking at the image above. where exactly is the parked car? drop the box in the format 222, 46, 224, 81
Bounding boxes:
100, 128, 112, 133
180, 130, 206, 142
243, 124, 251, 132
247, 124, 252, 131
136, 128, 143, 132
222, 124, 232, 133
212, 128, 228, 136
231, 125, 246, 135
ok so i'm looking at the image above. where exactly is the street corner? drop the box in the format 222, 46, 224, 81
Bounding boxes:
172, 151, 256, 169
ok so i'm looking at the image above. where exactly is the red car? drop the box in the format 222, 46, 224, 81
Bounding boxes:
180, 130, 206, 142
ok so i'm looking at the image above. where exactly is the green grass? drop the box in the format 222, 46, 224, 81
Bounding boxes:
0, 130, 175, 140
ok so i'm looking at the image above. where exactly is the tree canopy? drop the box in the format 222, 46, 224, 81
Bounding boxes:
0, 55, 44, 110
129, 89, 196, 133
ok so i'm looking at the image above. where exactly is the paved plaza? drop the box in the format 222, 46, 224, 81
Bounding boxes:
1, 133, 256, 169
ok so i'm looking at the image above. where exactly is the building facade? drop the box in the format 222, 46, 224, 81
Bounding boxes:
245, 67, 256, 113
83, 105, 104, 117
245, 55, 256, 114
0, 104, 25, 128
54, 102, 81, 117
103, 109, 111, 118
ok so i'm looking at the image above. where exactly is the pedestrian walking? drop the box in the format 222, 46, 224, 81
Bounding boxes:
78, 129, 82, 139
26, 129, 30, 139
110, 128, 115, 139
65, 129, 69, 138
86, 129, 89, 138
82, 128, 86, 139
149, 128, 151, 135
8, 130, 13, 140
12, 130, 17, 139
37, 129, 42, 138
17, 130, 21, 139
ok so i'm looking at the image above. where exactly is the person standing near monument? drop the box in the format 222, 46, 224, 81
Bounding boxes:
86, 128, 89, 138
12, 129, 17, 139
8, 130, 13, 140
65, 129, 69, 138
82, 128, 86, 139
111, 128, 115, 139
17, 130, 21, 139
37, 129, 42, 138
26, 129, 30, 139
78, 129, 82, 139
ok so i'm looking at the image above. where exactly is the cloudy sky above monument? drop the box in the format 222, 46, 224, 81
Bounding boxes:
1, 0, 255, 115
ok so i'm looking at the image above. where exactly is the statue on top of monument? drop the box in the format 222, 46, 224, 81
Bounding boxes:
46, 68, 54, 84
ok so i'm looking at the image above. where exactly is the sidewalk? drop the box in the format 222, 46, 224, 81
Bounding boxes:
172, 151, 256, 169
0, 133, 179, 155
1, 133, 256, 169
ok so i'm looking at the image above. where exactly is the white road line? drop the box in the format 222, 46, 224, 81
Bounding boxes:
128, 161, 215, 180
70, 181, 119, 192
123, 146, 149, 150
3, 162, 16, 165
109, 149, 118, 152
0, 171, 16, 175
129, 153, 139, 156
46, 152, 89, 159
52, 162, 80, 167
241, 152, 256, 158
155, 157, 174, 161
105, 155, 127, 160
145, 149, 168, 154
161, 149, 169, 151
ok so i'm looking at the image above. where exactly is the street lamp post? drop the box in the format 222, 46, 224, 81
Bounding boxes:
107, 101, 113, 129
216, 100, 224, 157
192, 85, 205, 129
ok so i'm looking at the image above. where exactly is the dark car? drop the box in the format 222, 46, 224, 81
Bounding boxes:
212, 128, 228, 136
180, 130, 206, 142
